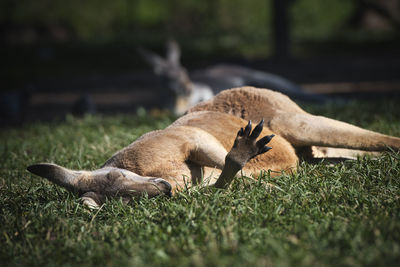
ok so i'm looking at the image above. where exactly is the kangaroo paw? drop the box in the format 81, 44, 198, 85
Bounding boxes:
213, 120, 275, 189
80, 192, 104, 209
228, 119, 275, 168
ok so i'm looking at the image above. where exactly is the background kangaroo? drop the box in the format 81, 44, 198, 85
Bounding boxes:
139, 40, 328, 114
28, 87, 400, 208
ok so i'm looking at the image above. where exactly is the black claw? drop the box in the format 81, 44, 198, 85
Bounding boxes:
238, 128, 244, 137
250, 119, 264, 139
244, 120, 252, 136
256, 134, 275, 147
260, 146, 272, 154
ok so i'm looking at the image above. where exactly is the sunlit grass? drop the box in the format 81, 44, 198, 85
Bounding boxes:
1, 99, 400, 266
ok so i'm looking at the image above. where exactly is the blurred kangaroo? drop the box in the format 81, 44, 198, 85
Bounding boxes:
138, 40, 327, 114
28, 87, 400, 208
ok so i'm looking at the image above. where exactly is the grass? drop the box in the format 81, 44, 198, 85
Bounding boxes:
1, 98, 400, 266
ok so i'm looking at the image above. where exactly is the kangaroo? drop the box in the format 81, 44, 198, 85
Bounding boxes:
28, 87, 400, 208
138, 40, 327, 114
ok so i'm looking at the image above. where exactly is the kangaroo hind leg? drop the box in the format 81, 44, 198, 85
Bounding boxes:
268, 113, 400, 153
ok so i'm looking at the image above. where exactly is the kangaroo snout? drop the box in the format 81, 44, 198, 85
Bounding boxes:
149, 178, 172, 197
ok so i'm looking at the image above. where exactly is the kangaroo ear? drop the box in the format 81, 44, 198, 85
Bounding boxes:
27, 163, 79, 192
137, 47, 167, 75
27, 163, 62, 178
166, 39, 181, 67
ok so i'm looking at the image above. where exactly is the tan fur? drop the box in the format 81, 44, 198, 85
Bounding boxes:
28, 86, 400, 207
103, 86, 400, 190
105, 111, 298, 188
188, 87, 400, 154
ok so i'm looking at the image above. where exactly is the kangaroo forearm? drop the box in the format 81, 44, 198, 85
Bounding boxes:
213, 156, 242, 188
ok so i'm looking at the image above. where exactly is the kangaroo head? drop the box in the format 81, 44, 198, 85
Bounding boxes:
27, 163, 172, 200
139, 39, 193, 97
139, 40, 214, 114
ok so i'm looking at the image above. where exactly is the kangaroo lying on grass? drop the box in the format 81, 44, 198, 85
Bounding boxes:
28, 87, 400, 208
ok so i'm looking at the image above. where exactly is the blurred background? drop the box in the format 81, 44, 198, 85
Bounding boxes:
1, 0, 400, 125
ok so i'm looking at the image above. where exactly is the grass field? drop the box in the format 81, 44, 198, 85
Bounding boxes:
1, 98, 400, 266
